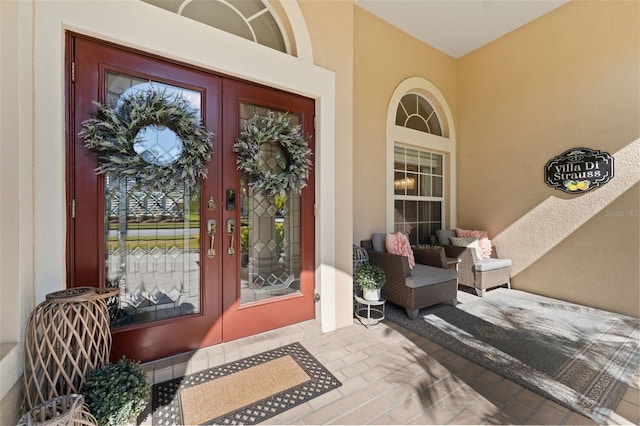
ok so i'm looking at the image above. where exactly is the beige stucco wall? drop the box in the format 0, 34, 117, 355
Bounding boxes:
298, 0, 354, 329
353, 7, 458, 241
457, 0, 639, 317
1, 1, 35, 422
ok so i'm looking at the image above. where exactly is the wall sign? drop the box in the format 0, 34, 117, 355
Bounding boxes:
544, 147, 614, 194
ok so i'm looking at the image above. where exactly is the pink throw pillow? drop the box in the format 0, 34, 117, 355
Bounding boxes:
385, 232, 415, 269
456, 227, 492, 259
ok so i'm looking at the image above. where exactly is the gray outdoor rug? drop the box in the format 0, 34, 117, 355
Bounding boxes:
386, 288, 640, 424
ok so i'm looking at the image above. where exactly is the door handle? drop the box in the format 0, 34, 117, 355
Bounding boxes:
207, 219, 216, 258
226, 218, 236, 255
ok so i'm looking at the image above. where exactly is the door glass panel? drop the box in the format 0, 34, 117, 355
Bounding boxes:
239, 103, 302, 304
104, 71, 202, 328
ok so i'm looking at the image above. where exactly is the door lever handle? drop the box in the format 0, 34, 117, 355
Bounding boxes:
207, 219, 216, 258
226, 218, 236, 255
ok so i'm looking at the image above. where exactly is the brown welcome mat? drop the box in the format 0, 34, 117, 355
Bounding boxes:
152, 342, 341, 425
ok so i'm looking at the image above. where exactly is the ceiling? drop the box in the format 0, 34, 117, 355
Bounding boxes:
355, 0, 570, 58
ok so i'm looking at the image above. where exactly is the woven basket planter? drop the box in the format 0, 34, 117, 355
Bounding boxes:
17, 394, 97, 426
22, 287, 118, 411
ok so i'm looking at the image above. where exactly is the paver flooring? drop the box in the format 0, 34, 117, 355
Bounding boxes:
142, 292, 640, 425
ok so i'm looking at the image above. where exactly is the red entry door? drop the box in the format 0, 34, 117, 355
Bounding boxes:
220, 80, 316, 341
68, 34, 315, 363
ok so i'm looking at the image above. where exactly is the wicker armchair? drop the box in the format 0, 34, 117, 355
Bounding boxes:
361, 240, 457, 319
436, 229, 512, 297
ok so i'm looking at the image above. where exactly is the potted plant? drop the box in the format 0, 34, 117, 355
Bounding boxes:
82, 356, 151, 426
355, 264, 386, 301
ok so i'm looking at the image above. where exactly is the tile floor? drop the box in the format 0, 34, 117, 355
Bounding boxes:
141, 291, 640, 425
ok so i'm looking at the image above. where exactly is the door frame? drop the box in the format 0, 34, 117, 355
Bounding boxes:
66, 33, 318, 361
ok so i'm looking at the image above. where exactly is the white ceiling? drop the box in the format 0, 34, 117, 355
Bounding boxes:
355, 0, 570, 58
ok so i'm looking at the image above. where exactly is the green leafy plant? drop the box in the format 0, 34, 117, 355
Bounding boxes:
82, 356, 150, 426
355, 264, 386, 290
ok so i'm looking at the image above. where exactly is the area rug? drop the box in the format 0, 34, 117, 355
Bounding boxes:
152, 342, 341, 425
386, 288, 640, 424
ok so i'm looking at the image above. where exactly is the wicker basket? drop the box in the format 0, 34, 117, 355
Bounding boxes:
17, 394, 97, 426
22, 287, 118, 411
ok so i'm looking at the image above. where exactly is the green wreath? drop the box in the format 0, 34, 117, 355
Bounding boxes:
234, 111, 312, 197
79, 88, 214, 191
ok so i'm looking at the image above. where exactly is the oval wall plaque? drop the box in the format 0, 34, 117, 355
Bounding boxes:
544, 147, 614, 194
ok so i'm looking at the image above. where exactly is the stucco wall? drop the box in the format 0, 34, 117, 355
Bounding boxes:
298, 1, 354, 329
457, 0, 639, 317
353, 7, 458, 242
1, 0, 34, 417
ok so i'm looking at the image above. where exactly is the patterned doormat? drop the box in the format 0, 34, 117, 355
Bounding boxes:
386, 288, 640, 424
152, 342, 341, 425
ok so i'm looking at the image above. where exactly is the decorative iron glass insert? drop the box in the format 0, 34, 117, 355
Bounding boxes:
104, 71, 202, 328
239, 103, 302, 304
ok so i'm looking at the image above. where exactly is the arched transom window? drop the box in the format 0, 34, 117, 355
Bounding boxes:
142, 0, 289, 53
387, 80, 456, 245
395, 93, 443, 136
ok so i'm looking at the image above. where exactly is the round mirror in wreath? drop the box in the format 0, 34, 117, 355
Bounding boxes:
133, 125, 184, 167
79, 82, 213, 191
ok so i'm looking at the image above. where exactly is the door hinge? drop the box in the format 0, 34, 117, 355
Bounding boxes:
71, 199, 76, 219
313, 115, 317, 131
71, 62, 75, 83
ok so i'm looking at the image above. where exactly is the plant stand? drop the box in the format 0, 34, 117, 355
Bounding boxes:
22, 287, 118, 411
354, 295, 386, 328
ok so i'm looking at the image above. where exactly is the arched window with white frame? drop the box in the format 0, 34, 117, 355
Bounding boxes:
142, 0, 291, 54
386, 78, 456, 245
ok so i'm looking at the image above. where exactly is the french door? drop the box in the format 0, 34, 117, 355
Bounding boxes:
67, 33, 315, 362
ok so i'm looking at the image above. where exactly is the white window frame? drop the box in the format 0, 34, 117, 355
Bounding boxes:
386, 77, 456, 233
393, 145, 445, 244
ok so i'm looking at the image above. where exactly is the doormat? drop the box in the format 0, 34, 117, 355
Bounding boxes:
152, 342, 341, 425
386, 288, 640, 424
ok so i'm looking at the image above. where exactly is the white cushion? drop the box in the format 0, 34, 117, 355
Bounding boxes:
474, 258, 512, 272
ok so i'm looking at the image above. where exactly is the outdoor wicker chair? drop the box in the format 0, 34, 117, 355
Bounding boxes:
436, 229, 512, 297
361, 239, 457, 319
